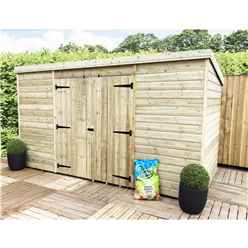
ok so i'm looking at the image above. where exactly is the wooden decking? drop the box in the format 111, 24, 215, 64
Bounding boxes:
1, 161, 247, 220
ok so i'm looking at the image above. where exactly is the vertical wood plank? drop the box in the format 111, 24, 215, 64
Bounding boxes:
16, 75, 21, 137
107, 75, 134, 187
240, 76, 248, 167
218, 74, 227, 163
218, 75, 248, 168
200, 60, 209, 164
229, 76, 239, 165
52, 71, 56, 172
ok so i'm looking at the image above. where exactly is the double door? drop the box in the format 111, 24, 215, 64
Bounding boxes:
55, 75, 134, 186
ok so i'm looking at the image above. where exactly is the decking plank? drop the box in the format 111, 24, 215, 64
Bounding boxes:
235, 171, 243, 185
1, 167, 45, 181
179, 212, 190, 220
229, 205, 239, 219
199, 199, 214, 219
128, 211, 143, 220
222, 169, 231, 184
1, 181, 53, 216
88, 203, 115, 219
237, 206, 247, 220
1, 166, 247, 220
209, 182, 248, 207
214, 168, 225, 183
229, 170, 237, 185
209, 200, 222, 219
218, 202, 230, 219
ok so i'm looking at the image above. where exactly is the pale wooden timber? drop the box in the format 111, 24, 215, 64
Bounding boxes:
15, 50, 223, 198
17, 71, 55, 172
201, 60, 222, 179
1, 162, 247, 220
15, 50, 223, 83
218, 75, 248, 168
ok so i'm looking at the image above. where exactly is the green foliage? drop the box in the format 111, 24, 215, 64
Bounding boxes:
84, 45, 108, 53
161, 30, 214, 52
216, 52, 248, 75
180, 164, 210, 190
6, 138, 27, 155
114, 30, 247, 53
224, 30, 248, 52
0, 32, 247, 157
114, 33, 161, 53
59, 42, 82, 53
1, 128, 17, 157
210, 34, 224, 52
58, 42, 109, 53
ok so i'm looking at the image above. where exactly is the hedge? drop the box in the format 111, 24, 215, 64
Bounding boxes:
1, 50, 247, 157
215, 52, 248, 75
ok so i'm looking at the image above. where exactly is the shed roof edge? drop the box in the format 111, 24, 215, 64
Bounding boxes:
15, 49, 224, 83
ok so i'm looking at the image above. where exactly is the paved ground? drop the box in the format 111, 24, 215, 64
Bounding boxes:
1, 161, 247, 220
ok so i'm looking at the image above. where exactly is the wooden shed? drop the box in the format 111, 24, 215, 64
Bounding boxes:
15, 49, 224, 197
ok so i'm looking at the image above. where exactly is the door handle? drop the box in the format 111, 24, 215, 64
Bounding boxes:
113, 130, 132, 136
87, 128, 94, 131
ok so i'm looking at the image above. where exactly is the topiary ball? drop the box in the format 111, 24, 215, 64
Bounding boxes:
7, 138, 27, 155
180, 164, 210, 190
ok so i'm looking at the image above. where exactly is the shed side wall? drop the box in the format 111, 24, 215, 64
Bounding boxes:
18, 72, 55, 171
202, 60, 222, 178
134, 60, 205, 197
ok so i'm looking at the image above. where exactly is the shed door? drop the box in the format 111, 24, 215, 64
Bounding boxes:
55, 79, 73, 174
87, 77, 108, 182
55, 78, 91, 179
107, 76, 134, 187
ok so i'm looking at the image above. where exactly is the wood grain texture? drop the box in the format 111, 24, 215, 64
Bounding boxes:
15, 50, 224, 83
107, 75, 134, 187
134, 60, 208, 197
1, 165, 247, 220
218, 75, 248, 168
201, 61, 222, 179
1, 181, 53, 216
18, 72, 55, 172
17, 57, 224, 198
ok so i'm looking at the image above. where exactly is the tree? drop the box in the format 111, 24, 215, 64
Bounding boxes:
224, 30, 248, 52
161, 30, 212, 52
210, 34, 223, 52
58, 42, 82, 53
114, 33, 161, 53
84, 44, 108, 53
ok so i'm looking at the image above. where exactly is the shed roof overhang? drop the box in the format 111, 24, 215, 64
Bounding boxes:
15, 49, 224, 84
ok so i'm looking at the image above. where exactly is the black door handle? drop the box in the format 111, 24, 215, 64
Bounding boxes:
113, 130, 132, 136
87, 128, 94, 131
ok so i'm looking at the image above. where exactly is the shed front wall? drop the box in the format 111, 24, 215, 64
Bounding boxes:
17, 58, 221, 198
134, 60, 206, 197
18, 72, 55, 172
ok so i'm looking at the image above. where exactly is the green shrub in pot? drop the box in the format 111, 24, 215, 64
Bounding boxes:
179, 163, 210, 214
7, 138, 27, 170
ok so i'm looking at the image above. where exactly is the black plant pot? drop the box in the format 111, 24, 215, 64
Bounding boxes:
179, 182, 208, 215
7, 151, 26, 171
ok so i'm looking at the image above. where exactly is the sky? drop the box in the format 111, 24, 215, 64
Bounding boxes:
0, 29, 234, 53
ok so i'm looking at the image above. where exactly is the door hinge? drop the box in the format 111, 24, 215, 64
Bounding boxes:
56, 124, 71, 129
113, 130, 132, 136
55, 85, 70, 90
112, 175, 131, 182
57, 163, 71, 168
114, 82, 133, 89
